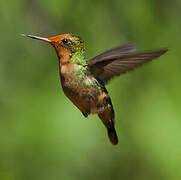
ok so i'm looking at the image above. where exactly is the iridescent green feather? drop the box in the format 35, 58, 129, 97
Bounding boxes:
67, 35, 102, 91
68, 35, 87, 66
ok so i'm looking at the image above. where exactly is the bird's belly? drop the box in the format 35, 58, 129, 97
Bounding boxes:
61, 77, 101, 114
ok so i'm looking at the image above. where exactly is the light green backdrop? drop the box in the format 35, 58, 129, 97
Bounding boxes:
0, 0, 180, 179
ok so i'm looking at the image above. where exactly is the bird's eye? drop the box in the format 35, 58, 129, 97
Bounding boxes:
62, 38, 68, 44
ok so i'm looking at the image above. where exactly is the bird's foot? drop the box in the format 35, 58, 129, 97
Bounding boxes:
82, 111, 89, 118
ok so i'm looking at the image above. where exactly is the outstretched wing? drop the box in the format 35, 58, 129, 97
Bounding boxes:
88, 45, 167, 84
89, 44, 136, 64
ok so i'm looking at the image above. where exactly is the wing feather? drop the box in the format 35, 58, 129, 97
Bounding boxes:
88, 47, 168, 84
88, 44, 136, 66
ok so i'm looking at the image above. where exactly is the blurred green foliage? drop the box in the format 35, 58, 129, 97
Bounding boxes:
0, 0, 181, 179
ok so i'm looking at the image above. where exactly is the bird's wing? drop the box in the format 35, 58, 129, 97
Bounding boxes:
88, 45, 167, 84
88, 44, 136, 64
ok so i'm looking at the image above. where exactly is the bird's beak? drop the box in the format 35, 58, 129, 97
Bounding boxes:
21, 34, 52, 43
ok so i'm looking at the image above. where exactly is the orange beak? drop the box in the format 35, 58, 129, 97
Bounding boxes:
21, 34, 52, 43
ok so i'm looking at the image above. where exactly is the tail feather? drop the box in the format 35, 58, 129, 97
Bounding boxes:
97, 94, 118, 145
97, 86, 119, 145
107, 125, 118, 145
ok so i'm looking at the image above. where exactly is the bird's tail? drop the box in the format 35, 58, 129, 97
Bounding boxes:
98, 95, 118, 145
107, 123, 118, 145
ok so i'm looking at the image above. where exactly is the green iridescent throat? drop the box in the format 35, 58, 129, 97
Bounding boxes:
69, 51, 87, 66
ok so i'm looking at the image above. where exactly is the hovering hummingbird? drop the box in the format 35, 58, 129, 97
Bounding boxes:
22, 33, 167, 145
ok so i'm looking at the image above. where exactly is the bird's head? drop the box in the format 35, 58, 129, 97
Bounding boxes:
22, 33, 85, 64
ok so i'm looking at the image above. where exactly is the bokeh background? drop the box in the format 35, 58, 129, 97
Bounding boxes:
0, 0, 181, 179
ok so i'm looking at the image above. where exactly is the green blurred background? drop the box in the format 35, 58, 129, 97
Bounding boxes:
0, 0, 181, 179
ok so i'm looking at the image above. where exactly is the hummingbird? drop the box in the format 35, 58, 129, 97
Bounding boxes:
22, 33, 167, 145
